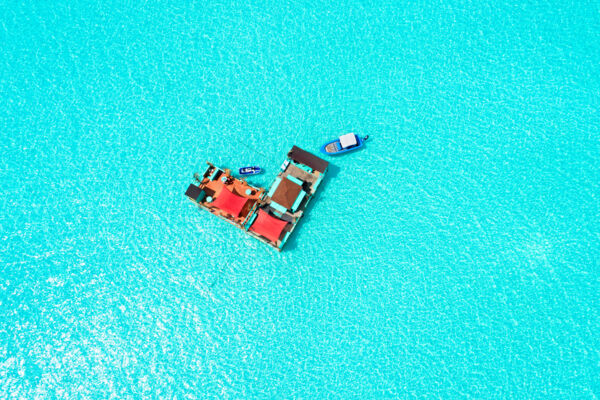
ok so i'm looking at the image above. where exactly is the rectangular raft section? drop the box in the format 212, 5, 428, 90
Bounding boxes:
244, 146, 329, 251
185, 163, 265, 229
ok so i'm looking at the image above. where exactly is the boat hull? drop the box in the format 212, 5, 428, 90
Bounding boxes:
319, 134, 365, 155
239, 166, 262, 175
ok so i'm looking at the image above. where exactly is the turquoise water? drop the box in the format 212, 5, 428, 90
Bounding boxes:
1, 1, 599, 398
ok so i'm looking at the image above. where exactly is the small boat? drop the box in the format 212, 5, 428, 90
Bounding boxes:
320, 133, 368, 155
239, 166, 263, 176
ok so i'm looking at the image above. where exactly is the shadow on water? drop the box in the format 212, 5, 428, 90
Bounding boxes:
283, 162, 340, 252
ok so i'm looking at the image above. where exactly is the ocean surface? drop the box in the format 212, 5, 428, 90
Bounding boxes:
1, 1, 599, 398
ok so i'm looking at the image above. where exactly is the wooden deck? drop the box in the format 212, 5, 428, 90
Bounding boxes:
198, 169, 264, 225
284, 163, 318, 184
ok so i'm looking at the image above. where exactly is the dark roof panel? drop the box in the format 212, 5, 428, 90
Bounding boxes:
287, 146, 329, 172
185, 184, 202, 200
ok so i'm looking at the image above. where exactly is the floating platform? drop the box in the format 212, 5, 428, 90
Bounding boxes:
185, 146, 329, 251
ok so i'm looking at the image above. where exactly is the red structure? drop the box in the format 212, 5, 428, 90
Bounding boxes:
211, 187, 248, 217
249, 209, 288, 243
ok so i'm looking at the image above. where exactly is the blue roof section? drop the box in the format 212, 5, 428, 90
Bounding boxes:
267, 177, 282, 198
270, 201, 288, 214
291, 190, 306, 213
286, 175, 304, 186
